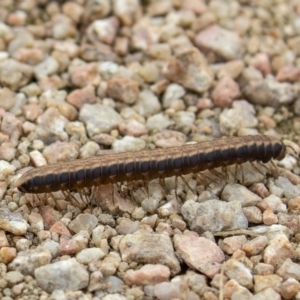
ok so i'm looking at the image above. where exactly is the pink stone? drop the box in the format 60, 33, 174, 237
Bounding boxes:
250, 53, 271, 76
50, 221, 71, 237
59, 238, 79, 255
124, 264, 170, 286
67, 85, 97, 109
211, 76, 241, 107
276, 65, 300, 83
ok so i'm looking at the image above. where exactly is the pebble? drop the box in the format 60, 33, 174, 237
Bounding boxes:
107, 77, 139, 104
254, 274, 282, 293
153, 281, 189, 300
195, 25, 244, 60
174, 234, 224, 278
277, 64, 300, 83
0, 88, 15, 110
0, 142, 17, 162
76, 248, 105, 264
251, 287, 281, 300
119, 230, 181, 275
221, 184, 262, 207
134, 89, 161, 117
219, 100, 258, 135
8, 248, 51, 275
0, 247, 17, 265
40, 206, 62, 228
33, 56, 59, 80
276, 258, 300, 281
5, 271, 24, 287
275, 176, 300, 199
181, 199, 248, 233
224, 259, 253, 289
118, 119, 148, 137
34, 258, 89, 293
263, 234, 295, 268
50, 221, 71, 237
211, 76, 241, 107
68, 213, 98, 235
223, 279, 253, 300
79, 103, 123, 136
242, 236, 268, 256
0, 59, 33, 91
152, 130, 186, 148
124, 264, 170, 286
254, 263, 274, 276
0, 208, 28, 235
220, 235, 247, 255
70, 62, 100, 88
43, 141, 79, 164
243, 78, 296, 107
279, 278, 300, 299
162, 83, 185, 108
163, 47, 213, 93
242, 206, 263, 224
1, 113, 23, 146
112, 136, 146, 152
66, 85, 97, 109
36, 107, 69, 143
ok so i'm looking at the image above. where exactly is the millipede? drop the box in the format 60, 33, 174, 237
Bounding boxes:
14, 135, 287, 196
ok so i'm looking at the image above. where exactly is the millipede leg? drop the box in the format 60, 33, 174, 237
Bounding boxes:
175, 176, 178, 200
180, 175, 195, 195
159, 177, 167, 197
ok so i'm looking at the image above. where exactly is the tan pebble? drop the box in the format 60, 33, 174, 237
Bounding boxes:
223, 279, 253, 300
258, 115, 276, 128
254, 274, 282, 293
220, 235, 247, 255
279, 277, 300, 299
70, 63, 100, 88
118, 119, 147, 137
0, 87, 15, 110
0, 247, 17, 264
40, 206, 62, 227
62, 2, 84, 23
92, 16, 119, 45
242, 236, 268, 256
242, 206, 263, 224
0, 230, 8, 247
13, 48, 44, 66
253, 263, 274, 276
249, 183, 269, 198
107, 77, 140, 104
114, 36, 129, 56
263, 208, 278, 225
23, 103, 43, 122
29, 150, 47, 167
218, 60, 245, 79
0, 142, 17, 161
6, 11, 27, 26
43, 141, 79, 164
38, 75, 66, 91
152, 130, 186, 148
287, 196, 300, 212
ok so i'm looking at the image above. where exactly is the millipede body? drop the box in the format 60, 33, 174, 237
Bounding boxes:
15, 135, 286, 194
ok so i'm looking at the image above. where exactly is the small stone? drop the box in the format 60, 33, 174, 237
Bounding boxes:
276, 177, 300, 199
163, 47, 213, 93
251, 287, 281, 300
174, 234, 224, 278
154, 281, 189, 300
162, 83, 186, 108
242, 206, 263, 224
0, 247, 17, 264
107, 78, 139, 104
152, 130, 186, 148
36, 107, 69, 143
250, 53, 271, 76
263, 208, 278, 225
124, 264, 170, 286
119, 230, 180, 275
220, 236, 247, 255
8, 248, 51, 275
116, 218, 139, 235
0, 59, 33, 91
76, 248, 105, 264
5, 271, 24, 287
276, 64, 300, 83
93, 16, 119, 45
70, 62, 100, 88
211, 76, 241, 107
253, 263, 274, 276
221, 184, 262, 207
181, 199, 248, 234
34, 258, 89, 293
264, 234, 295, 268
258, 195, 287, 213
68, 213, 98, 234
254, 274, 282, 293
134, 89, 161, 117
67, 85, 97, 109
0, 161, 16, 181
276, 258, 300, 281
0, 142, 17, 162
79, 103, 123, 136
0, 208, 28, 235
242, 236, 268, 256
224, 259, 253, 289
0, 230, 8, 247
43, 141, 79, 164
50, 221, 71, 237
112, 136, 146, 152
279, 278, 300, 299
0, 88, 15, 110
79, 141, 100, 159
40, 206, 62, 228
118, 119, 147, 137
22, 104, 43, 122
34, 56, 59, 80
195, 25, 244, 60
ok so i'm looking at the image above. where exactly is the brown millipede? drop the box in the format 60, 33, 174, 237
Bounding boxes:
14, 135, 286, 194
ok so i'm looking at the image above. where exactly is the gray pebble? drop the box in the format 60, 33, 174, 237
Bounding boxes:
112, 136, 146, 152
68, 213, 98, 234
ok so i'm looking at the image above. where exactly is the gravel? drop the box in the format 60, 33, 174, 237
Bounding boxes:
1, 0, 300, 299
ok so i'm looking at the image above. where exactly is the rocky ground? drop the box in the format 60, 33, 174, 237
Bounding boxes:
1, 0, 300, 299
